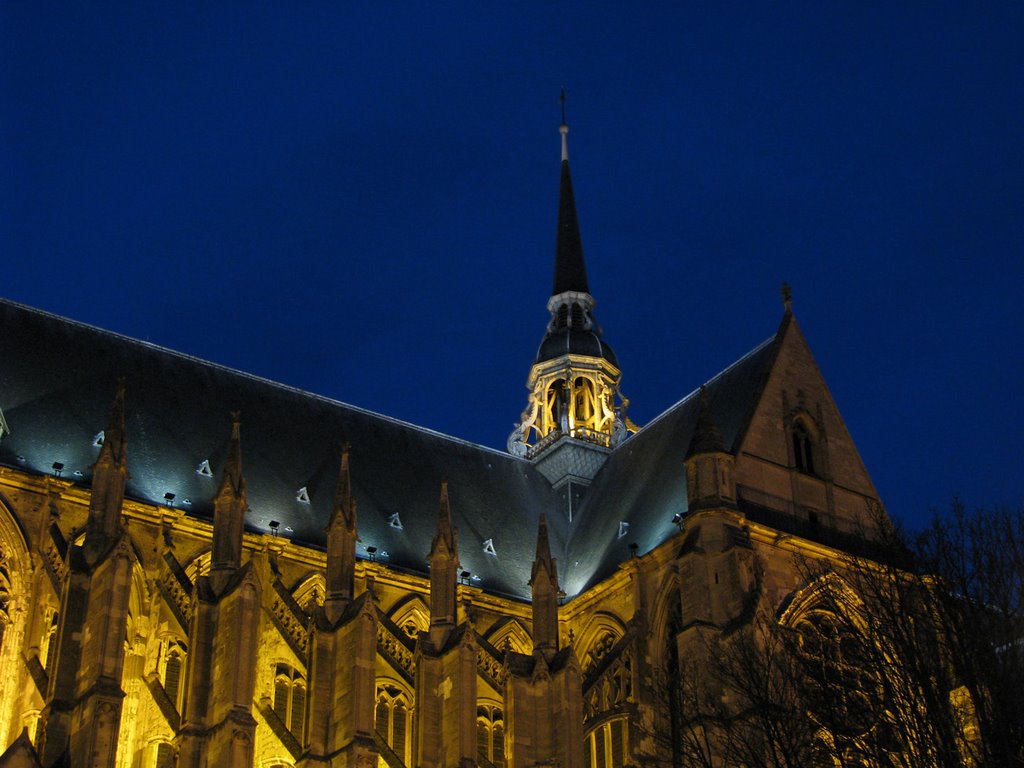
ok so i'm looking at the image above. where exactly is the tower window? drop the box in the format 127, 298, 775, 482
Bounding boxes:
556, 304, 569, 329
791, 419, 817, 476
546, 379, 567, 432
570, 302, 585, 328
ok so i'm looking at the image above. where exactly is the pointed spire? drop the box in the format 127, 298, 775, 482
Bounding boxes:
218, 411, 245, 499
331, 443, 355, 530
530, 514, 560, 658
84, 380, 128, 560
432, 479, 456, 556
553, 90, 589, 296
325, 444, 357, 620
211, 412, 248, 588
686, 387, 727, 459
99, 377, 127, 467
428, 480, 459, 641
531, 513, 557, 583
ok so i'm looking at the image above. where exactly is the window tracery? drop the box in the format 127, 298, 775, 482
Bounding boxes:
388, 596, 430, 640
273, 663, 307, 740
485, 618, 532, 655
41, 609, 59, 671
582, 630, 617, 675
375, 683, 412, 766
781, 577, 904, 761
292, 573, 325, 614
584, 718, 628, 768
0, 552, 10, 653
476, 703, 505, 767
159, 638, 187, 712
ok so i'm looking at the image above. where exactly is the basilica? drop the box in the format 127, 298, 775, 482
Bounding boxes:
0, 119, 884, 767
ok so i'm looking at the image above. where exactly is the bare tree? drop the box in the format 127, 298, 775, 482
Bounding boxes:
794, 501, 1024, 767
643, 502, 1023, 767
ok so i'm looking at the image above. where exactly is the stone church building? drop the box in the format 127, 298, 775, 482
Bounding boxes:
0, 121, 883, 767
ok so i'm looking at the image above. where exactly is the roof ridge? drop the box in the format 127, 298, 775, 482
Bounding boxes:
624, 334, 776, 440
0, 297, 527, 463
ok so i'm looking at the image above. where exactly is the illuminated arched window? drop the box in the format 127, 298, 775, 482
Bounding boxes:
794, 609, 881, 738
160, 639, 188, 712
584, 718, 628, 768
0, 556, 11, 653
791, 418, 818, 476
546, 380, 567, 432
477, 704, 505, 767
573, 377, 596, 431
273, 664, 307, 741
376, 684, 411, 766
41, 609, 59, 671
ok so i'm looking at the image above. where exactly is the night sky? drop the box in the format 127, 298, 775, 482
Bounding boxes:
3, 5, 1022, 530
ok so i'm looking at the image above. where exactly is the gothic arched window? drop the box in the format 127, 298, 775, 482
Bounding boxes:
477, 704, 505, 767
584, 718, 628, 768
0, 556, 11, 654
791, 418, 818, 476
273, 663, 307, 740
160, 639, 187, 712
154, 741, 174, 768
41, 610, 59, 671
376, 684, 411, 765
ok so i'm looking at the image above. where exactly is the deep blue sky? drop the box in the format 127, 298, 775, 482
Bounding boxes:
3, 4, 1022, 529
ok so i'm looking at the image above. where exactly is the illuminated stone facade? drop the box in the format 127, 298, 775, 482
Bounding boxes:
0, 126, 887, 767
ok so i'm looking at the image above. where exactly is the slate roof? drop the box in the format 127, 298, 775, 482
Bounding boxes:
0, 298, 781, 601
559, 334, 779, 595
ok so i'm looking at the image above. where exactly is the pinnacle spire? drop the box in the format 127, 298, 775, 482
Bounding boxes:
84, 380, 128, 559
553, 90, 589, 296
211, 412, 248, 588
530, 514, 560, 658
218, 411, 245, 498
428, 480, 459, 640
100, 377, 127, 467
325, 444, 357, 619
331, 443, 355, 529
432, 479, 456, 555
531, 513, 557, 583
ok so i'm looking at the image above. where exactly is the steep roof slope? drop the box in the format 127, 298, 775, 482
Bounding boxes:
561, 335, 779, 595
0, 299, 561, 599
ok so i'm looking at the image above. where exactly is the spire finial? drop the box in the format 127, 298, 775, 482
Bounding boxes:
559, 88, 569, 162
781, 282, 793, 314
